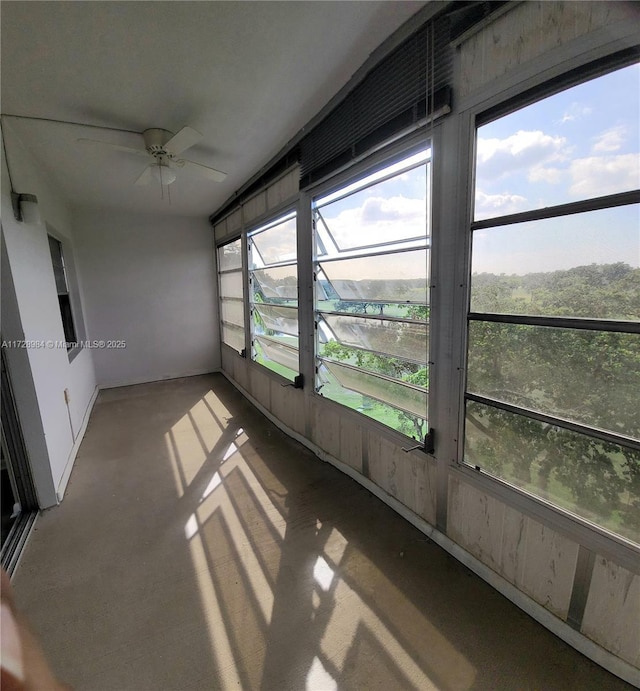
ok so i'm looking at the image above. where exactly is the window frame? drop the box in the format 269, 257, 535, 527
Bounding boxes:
459, 55, 640, 553
246, 209, 300, 383
308, 138, 435, 448
47, 232, 85, 362
217, 236, 246, 356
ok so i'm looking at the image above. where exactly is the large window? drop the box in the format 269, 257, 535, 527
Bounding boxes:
218, 239, 245, 353
248, 212, 299, 380
465, 62, 640, 545
48, 235, 77, 349
313, 148, 431, 441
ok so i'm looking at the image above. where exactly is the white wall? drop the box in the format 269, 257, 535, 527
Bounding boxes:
1, 122, 98, 505
72, 207, 220, 388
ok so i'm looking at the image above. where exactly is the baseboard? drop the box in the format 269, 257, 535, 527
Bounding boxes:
220, 370, 640, 689
56, 384, 99, 501
97, 367, 219, 390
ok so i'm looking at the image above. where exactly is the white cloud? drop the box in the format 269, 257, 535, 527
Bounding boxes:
360, 195, 424, 223
475, 190, 528, 220
569, 153, 640, 197
326, 195, 425, 247
476, 130, 567, 180
529, 165, 563, 184
251, 217, 297, 264
592, 126, 627, 153
560, 103, 593, 124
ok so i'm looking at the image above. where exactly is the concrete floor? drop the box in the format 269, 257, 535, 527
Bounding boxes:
12, 374, 633, 690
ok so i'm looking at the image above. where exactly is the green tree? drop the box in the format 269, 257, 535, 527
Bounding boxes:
467, 263, 640, 539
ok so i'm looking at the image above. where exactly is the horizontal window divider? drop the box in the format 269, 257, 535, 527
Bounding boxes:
468, 312, 640, 334
314, 159, 429, 211
256, 334, 299, 350
220, 320, 244, 330
216, 236, 242, 248
465, 392, 640, 453
252, 303, 298, 312
251, 301, 298, 309
316, 244, 429, 264
471, 190, 640, 230
320, 339, 427, 367
322, 226, 429, 256
318, 310, 428, 325
318, 372, 428, 421
220, 296, 244, 303
249, 259, 298, 271
320, 356, 428, 392
218, 268, 243, 275
320, 299, 429, 308
247, 211, 297, 236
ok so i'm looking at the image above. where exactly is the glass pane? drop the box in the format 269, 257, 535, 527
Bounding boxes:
317, 364, 427, 440
471, 205, 640, 320
253, 304, 298, 337
255, 336, 299, 373
250, 215, 297, 267
220, 299, 244, 328
48, 236, 68, 294
220, 270, 243, 300
222, 323, 244, 352
319, 250, 428, 303
218, 240, 243, 271
475, 62, 640, 220
464, 400, 640, 546
321, 314, 428, 363
467, 322, 640, 439
252, 266, 298, 302
316, 163, 427, 251
253, 341, 297, 380
322, 359, 427, 418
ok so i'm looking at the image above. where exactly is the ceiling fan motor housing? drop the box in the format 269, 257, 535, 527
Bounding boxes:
143, 128, 175, 157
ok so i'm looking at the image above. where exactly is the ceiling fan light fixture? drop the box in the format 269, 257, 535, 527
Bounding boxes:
151, 162, 177, 185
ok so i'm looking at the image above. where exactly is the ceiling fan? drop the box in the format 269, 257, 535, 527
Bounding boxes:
78, 126, 227, 186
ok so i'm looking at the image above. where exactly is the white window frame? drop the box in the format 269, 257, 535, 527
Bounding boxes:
217, 237, 246, 355
247, 210, 300, 383
459, 56, 640, 553
309, 141, 434, 447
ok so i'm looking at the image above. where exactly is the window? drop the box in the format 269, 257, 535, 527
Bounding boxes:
48, 235, 77, 349
218, 239, 245, 353
313, 148, 431, 441
248, 212, 299, 381
465, 62, 640, 545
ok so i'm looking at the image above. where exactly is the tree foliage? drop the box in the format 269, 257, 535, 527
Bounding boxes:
320, 303, 429, 440
467, 263, 640, 540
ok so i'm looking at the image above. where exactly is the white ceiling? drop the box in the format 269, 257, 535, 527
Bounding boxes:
1, 1, 427, 218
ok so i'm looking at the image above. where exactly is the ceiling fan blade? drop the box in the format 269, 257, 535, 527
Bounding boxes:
164, 126, 202, 156
177, 158, 227, 182
134, 165, 154, 186
77, 138, 148, 157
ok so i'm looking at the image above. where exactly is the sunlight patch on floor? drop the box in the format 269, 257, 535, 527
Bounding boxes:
201, 471, 222, 501
179, 388, 474, 690
306, 656, 337, 691
189, 527, 243, 691
313, 556, 335, 592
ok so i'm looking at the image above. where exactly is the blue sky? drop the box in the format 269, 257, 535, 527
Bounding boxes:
475, 62, 639, 217
315, 151, 428, 258
473, 62, 639, 274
